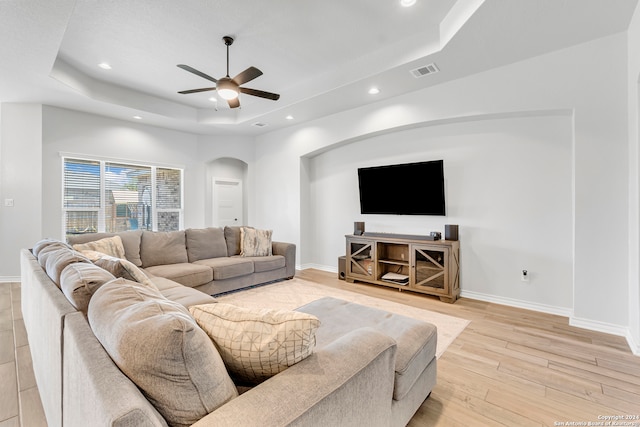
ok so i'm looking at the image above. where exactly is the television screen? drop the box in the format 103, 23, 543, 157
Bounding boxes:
357, 160, 445, 215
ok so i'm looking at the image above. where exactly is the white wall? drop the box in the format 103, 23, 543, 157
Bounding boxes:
0, 104, 43, 278
307, 114, 573, 312
627, 2, 640, 353
197, 135, 255, 227
41, 107, 204, 238
255, 32, 632, 336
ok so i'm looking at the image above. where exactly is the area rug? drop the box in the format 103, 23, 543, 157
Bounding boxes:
216, 278, 470, 358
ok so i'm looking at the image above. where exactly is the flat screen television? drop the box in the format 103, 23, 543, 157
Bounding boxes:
358, 160, 445, 215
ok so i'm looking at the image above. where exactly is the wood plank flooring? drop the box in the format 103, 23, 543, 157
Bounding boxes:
297, 269, 640, 427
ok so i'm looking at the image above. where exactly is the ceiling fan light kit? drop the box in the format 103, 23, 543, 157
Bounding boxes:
177, 35, 280, 109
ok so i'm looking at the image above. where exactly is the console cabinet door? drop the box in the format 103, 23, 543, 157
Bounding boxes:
411, 244, 449, 296
346, 238, 375, 280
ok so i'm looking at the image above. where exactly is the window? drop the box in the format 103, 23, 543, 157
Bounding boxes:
63, 157, 183, 239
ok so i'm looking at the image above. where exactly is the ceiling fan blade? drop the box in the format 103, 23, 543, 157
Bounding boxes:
233, 66, 263, 85
178, 87, 217, 94
239, 87, 280, 101
227, 97, 240, 109
177, 64, 218, 83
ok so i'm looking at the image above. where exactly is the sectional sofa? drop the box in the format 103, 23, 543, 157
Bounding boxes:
20, 226, 437, 426
66, 226, 296, 295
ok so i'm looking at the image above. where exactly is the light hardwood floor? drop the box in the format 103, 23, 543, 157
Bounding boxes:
298, 269, 640, 427
2, 273, 639, 427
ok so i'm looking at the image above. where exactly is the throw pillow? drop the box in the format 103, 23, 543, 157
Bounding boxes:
189, 303, 320, 385
72, 235, 126, 259
83, 251, 155, 288
88, 279, 238, 427
60, 263, 116, 313
240, 227, 273, 257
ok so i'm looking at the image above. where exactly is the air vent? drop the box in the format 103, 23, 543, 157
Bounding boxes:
252, 122, 268, 127
410, 63, 439, 78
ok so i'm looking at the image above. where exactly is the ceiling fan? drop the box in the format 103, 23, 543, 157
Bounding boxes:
177, 36, 280, 109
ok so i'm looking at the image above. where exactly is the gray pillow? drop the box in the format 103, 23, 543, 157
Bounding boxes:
60, 263, 116, 313
36, 242, 73, 267
43, 248, 92, 287
88, 279, 238, 427
186, 227, 228, 262
224, 226, 242, 256
33, 238, 69, 257
140, 231, 188, 267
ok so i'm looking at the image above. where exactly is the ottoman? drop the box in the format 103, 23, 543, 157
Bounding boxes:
296, 296, 437, 427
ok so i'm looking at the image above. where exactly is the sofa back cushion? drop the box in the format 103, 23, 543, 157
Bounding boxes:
42, 248, 92, 287
224, 226, 242, 256
88, 279, 238, 427
186, 227, 228, 262
67, 231, 144, 267
140, 230, 188, 267
60, 263, 116, 313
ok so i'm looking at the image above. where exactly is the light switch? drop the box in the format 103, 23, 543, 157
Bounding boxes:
4, 199, 14, 207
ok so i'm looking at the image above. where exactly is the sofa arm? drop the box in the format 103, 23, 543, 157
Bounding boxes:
272, 241, 296, 278
192, 327, 396, 427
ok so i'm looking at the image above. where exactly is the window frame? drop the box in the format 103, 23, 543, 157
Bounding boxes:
61, 154, 184, 239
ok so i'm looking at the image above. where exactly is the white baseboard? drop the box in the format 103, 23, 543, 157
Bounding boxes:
300, 263, 336, 273
624, 331, 640, 356
0, 276, 21, 283
460, 290, 574, 317
570, 316, 639, 356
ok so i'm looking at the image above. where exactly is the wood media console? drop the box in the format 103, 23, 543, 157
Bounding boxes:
345, 232, 460, 303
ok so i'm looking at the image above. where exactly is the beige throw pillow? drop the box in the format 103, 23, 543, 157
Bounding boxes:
72, 235, 126, 259
240, 227, 273, 257
189, 303, 320, 385
88, 279, 238, 427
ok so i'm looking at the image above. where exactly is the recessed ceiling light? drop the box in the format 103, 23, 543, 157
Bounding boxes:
400, 0, 416, 7
132, 115, 142, 120
209, 97, 217, 102
285, 115, 294, 120
98, 63, 112, 70
368, 87, 380, 95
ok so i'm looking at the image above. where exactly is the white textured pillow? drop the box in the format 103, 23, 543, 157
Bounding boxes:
73, 235, 126, 259
189, 303, 320, 385
240, 227, 272, 257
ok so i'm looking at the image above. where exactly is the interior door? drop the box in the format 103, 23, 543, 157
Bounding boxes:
212, 178, 243, 227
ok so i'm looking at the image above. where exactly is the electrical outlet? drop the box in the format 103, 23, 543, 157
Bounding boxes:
521, 269, 529, 282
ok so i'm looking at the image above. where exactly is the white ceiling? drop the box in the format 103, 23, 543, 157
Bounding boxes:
0, 0, 637, 136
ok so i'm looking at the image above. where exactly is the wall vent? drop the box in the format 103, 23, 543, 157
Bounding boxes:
252, 122, 268, 127
410, 63, 439, 78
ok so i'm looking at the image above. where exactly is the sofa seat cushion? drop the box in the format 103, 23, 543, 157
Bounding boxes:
296, 296, 437, 401
193, 257, 254, 280
140, 230, 188, 267
149, 276, 217, 308
189, 303, 320, 385
88, 279, 238, 427
144, 263, 213, 288
186, 227, 228, 262
242, 255, 285, 273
